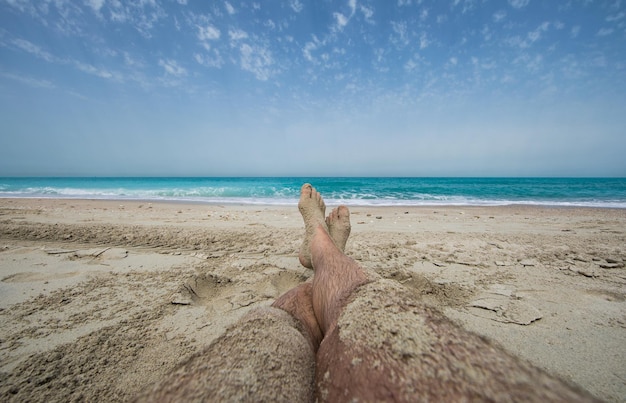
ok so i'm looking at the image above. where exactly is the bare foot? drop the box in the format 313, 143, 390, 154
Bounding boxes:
327, 205, 351, 253
298, 184, 327, 269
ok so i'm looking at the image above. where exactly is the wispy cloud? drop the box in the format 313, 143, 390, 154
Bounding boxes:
0, 71, 55, 89
159, 59, 187, 77
419, 32, 430, 49
106, 1, 167, 38
391, 21, 410, 47
198, 24, 221, 41
11, 38, 56, 62
74, 61, 121, 80
86, 0, 106, 13
597, 28, 614, 36
194, 51, 224, 69
332, 0, 358, 32
333, 12, 349, 30
289, 0, 304, 13
506, 22, 550, 48
527, 22, 550, 43
229, 28, 248, 42
493, 10, 507, 23
9, 37, 124, 82
239, 43, 274, 80
303, 35, 326, 64
360, 4, 374, 22
508, 0, 530, 9
224, 1, 235, 15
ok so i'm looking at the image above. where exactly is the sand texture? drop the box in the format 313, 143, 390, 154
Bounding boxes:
0, 199, 624, 402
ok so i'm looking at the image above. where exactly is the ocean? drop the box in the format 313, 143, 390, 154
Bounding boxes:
1, 177, 625, 208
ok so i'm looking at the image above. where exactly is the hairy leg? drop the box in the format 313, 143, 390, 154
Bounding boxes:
271, 283, 322, 351
273, 192, 354, 349
295, 184, 368, 335
295, 184, 596, 402
135, 307, 316, 402
310, 225, 368, 335
316, 280, 598, 402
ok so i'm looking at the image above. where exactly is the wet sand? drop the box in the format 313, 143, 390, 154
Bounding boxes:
0, 198, 624, 402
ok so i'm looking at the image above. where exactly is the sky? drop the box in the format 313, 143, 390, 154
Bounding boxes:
0, 0, 625, 177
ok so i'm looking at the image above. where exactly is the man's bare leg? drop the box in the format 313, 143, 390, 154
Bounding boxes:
273, 195, 355, 349
300, 184, 597, 402
136, 307, 316, 402
271, 283, 321, 351
296, 184, 368, 335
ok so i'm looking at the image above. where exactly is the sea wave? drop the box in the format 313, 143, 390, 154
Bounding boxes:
1, 188, 625, 208
1, 178, 625, 208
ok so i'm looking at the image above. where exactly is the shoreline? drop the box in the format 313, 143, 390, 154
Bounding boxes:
2, 195, 625, 209
1, 198, 625, 401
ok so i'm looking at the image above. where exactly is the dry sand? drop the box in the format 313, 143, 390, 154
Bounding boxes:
0, 198, 624, 402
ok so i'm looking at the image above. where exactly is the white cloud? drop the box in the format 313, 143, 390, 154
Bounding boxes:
10, 37, 126, 82
507, 22, 550, 48
265, 19, 276, 30
176, 0, 188, 4
360, 5, 374, 21
123, 51, 143, 68
493, 10, 506, 23
289, 0, 304, 13
334, 12, 349, 29
0, 71, 55, 89
597, 28, 614, 36
332, 0, 358, 32
419, 32, 429, 49
453, 0, 477, 14
73, 60, 123, 81
239, 43, 273, 81
159, 59, 187, 77
527, 22, 549, 43
303, 41, 319, 63
404, 54, 422, 72
12, 38, 56, 62
420, 8, 428, 22
571, 25, 580, 38
86, 0, 106, 13
508, 0, 530, 9
398, 0, 411, 6
224, 1, 235, 15
391, 21, 409, 47
105, 0, 167, 38
348, 0, 357, 15
198, 24, 221, 41
3, 0, 37, 14
194, 51, 224, 68
229, 28, 248, 41
606, 12, 625, 22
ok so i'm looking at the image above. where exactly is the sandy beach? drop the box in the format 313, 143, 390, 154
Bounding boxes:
0, 198, 624, 402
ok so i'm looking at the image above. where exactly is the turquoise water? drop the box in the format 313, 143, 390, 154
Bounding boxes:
1, 177, 625, 208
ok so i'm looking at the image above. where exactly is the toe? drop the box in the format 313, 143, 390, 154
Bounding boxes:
300, 183, 313, 197
337, 205, 349, 218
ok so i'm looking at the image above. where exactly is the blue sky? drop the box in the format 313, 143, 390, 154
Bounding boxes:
0, 0, 625, 177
